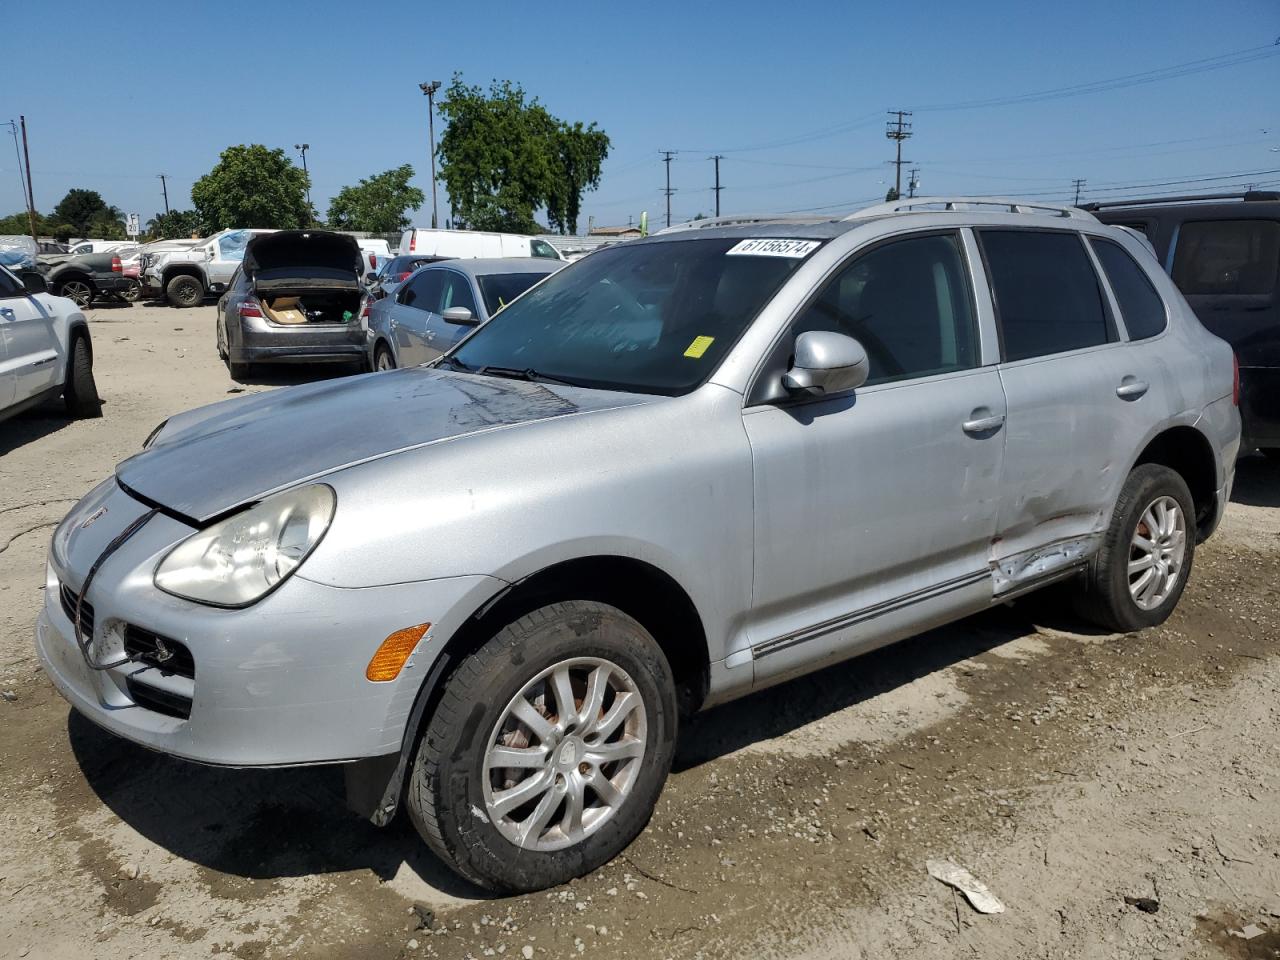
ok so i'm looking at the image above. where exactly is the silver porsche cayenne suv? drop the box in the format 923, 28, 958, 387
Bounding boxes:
37, 198, 1239, 892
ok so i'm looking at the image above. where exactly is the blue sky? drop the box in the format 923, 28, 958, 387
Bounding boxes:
4, 0, 1278, 233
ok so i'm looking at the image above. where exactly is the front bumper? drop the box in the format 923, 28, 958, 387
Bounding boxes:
37, 480, 503, 766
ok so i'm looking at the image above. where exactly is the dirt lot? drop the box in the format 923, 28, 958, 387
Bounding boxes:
2, 303, 1279, 960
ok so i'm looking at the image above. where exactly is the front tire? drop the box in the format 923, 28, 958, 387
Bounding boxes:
63, 334, 102, 418
58, 279, 93, 308
1075, 464, 1195, 632
407, 601, 677, 892
165, 274, 204, 308
121, 278, 142, 302
374, 343, 395, 371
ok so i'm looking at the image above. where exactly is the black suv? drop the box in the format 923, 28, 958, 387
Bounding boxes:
1087, 191, 1279, 457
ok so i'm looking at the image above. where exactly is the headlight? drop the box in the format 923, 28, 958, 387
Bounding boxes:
154, 485, 335, 607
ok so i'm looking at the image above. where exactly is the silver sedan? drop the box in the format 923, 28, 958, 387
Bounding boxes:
366, 257, 563, 370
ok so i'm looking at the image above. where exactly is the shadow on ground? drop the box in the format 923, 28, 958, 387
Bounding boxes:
1231, 453, 1280, 509
64, 595, 1098, 889
0, 404, 82, 457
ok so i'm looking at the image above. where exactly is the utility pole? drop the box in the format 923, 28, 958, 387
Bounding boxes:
157, 173, 170, 216
885, 110, 913, 199
20, 116, 37, 244
294, 144, 311, 220
660, 150, 677, 228
711, 154, 724, 217
6, 121, 29, 223
908, 167, 921, 199
1071, 178, 1087, 205
420, 81, 442, 229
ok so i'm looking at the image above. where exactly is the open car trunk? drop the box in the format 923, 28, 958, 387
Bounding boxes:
245, 230, 365, 325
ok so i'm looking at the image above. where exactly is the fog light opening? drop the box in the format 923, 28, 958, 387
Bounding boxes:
366, 623, 431, 682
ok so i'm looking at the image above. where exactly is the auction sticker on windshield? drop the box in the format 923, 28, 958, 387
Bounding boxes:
726, 238, 821, 258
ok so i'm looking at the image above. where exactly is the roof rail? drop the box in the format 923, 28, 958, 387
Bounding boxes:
656, 213, 827, 234
843, 196, 1097, 222
1080, 190, 1280, 211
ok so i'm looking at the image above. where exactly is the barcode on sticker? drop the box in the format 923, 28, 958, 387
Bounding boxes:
726, 238, 821, 258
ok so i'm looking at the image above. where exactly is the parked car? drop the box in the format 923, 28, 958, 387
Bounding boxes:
0, 264, 100, 422
65, 240, 126, 257
399, 227, 564, 261
142, 228, 275, 307
0, 234, 39, 272
117, 240, 200, 302
367, 257, 564, 370
38, 197, 1238, 893
42, 250, 135, 308
1087, 191, 1279, 457
357, 238, 392, 275
367, 254, 448, 300
215, 230, 370, 379
37, 240, 71, 256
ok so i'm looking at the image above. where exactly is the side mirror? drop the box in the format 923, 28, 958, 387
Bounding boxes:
781, 330, 869, 399
21, 271, 48, 294
442, 306, 478, 326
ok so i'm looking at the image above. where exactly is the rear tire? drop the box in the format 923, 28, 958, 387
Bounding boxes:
406, 601, 677, 892
121, 278, 141, 303
165, 274, 204, 308
63, 334, 102, 418
228, 357, 252, 381
57, 278, 93, 309
374, 344, 395, 371
1074, 464, 1195, 633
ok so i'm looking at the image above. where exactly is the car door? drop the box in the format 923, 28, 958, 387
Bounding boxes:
210, 231, 252, 289
0, 268, 60, 406
978, 228, 1151, 587
744, 230, 1006, 687
420, 269, 481, 358
389, 269, 445, 365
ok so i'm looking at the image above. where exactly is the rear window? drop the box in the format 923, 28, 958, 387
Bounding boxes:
980, 229, 1112, 362
1171, 219, 1280, 296
531, 239, 560, 260
1089, 238, 1167, 340
477, 272, 553, 315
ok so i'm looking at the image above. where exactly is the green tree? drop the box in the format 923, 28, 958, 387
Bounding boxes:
52, 189, 113, 236
545, 122, 609, 236
0, 210, 42, 235
884, 186, 900, 202
437, 76, 609, 234
191, 144, 310, 230
327, 165, 425, 232
145, 209, 204, 239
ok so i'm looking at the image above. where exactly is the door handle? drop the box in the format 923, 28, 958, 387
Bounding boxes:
0, 307, 14, 321
1116, 379, 1149, 400
962, 412, 1005, 434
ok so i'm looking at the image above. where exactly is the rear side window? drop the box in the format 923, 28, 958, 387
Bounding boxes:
400, 269, 444, 309
531, 239, 560, 260
1171, 219, 1280, 296
980, 230, 1112, 362
1089, 238, 1167, 340
792, 232, 978, 385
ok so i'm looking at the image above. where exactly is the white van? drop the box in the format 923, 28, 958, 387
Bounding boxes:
398, 228, 563, 261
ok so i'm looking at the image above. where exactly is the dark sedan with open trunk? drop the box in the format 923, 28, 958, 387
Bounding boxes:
215, 230, 371, 380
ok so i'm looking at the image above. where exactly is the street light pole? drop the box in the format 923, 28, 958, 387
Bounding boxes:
294, 143, 311, 221
420, 81, 442, 229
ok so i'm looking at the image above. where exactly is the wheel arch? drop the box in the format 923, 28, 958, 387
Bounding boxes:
1131, 424, 1219, 540
346, 553, 711, 826
162, 264, 206, 285
63, 319, 92, 378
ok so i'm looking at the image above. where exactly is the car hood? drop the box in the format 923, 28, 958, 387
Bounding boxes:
115, 369, 657, 522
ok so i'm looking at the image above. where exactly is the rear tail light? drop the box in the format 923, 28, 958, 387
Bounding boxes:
238, 298, 264, 318
397, 271, 411, 281
1232, 353, 1240, 406
111, 256, 122, 272
361, 297, 371, 319
408, 233, 416, 252
368, 252, 376, 270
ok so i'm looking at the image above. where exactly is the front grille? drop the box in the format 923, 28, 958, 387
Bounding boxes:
125, 677, 192, 720
124, 627, 195, 679
59, 582, 95, 636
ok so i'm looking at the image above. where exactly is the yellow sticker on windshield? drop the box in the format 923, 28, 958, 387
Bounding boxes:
684, 335, 715, 359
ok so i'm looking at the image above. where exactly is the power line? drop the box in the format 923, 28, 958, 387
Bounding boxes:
885, 110, 913, 198
912, 43, 1280, 113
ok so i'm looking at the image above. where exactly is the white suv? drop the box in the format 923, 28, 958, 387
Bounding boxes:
0, 265, 101, 423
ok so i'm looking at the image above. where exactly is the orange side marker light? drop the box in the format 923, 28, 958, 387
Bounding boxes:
366, 623, 431, 682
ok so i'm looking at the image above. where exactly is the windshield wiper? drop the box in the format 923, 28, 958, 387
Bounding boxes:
436, 355, 472, 371
476, 365, 581, 387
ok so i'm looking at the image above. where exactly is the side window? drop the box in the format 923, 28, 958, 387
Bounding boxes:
980, 230, 1112, 362
400, 270, 443, 309
1089, 238, 1167, 340
531, 239, 559, 260
1171, 219, 1280, 296
439, 272, 478, 314
217, 231, 250, 262
0, 266, 25, 298
792, 232, 978, 385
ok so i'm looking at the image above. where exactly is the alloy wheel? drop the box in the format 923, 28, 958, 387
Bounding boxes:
482, 657, 647, 852
1128, 495, 1187, 610
61, 280, 92, 308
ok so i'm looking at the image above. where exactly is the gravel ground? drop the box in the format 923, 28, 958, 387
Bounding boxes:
1, 303, 1278, 960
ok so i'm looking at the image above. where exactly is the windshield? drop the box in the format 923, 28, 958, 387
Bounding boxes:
449, 237, 818, 395
477, 272, 555, 316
